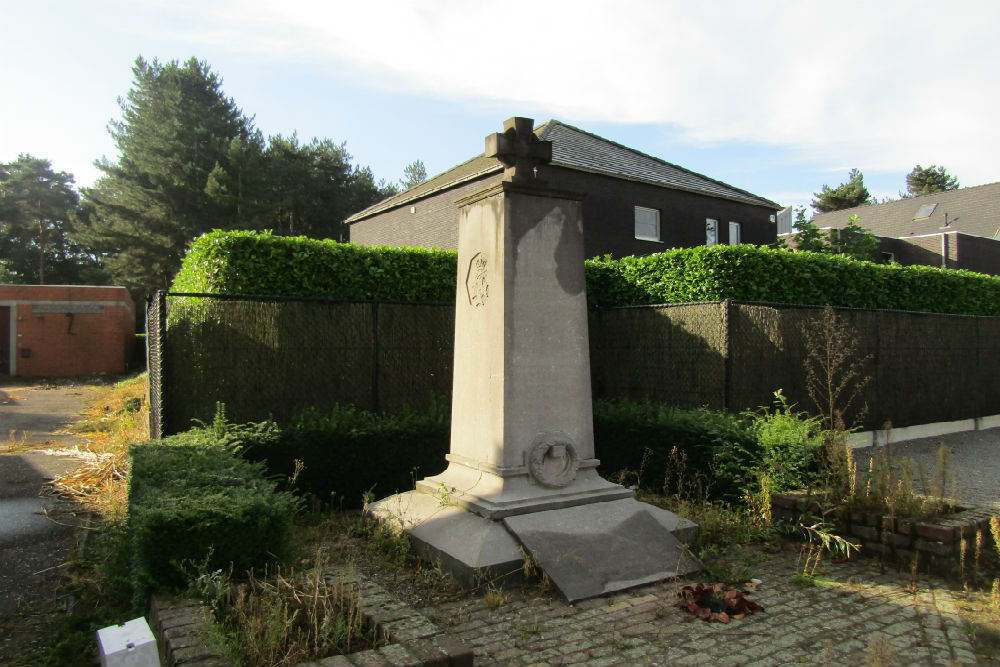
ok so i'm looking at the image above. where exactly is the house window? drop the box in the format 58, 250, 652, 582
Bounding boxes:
881, 251, 896, 263
706, 219, 718, 247
634, 206, 660, 241
729, 221, 741, 245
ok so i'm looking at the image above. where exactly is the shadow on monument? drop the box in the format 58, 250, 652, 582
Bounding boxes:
370, 117, 702, 603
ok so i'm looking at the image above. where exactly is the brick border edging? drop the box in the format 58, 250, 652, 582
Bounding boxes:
771, 491, 999, 574
149, 569, 474, 667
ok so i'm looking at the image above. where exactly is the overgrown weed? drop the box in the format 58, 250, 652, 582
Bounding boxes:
192, 549, 378, 666
54, 372, 149, 518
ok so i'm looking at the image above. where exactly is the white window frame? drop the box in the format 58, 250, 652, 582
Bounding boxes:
706, 219, 719, 247
729, 221, 741, 245
634, 206, 661, 242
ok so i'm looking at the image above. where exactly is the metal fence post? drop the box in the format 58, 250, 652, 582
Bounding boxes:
723, 299, 733, 412
146, 291, 167, 439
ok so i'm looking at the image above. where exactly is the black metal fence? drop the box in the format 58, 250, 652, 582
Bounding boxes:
148, 293, 1000, 435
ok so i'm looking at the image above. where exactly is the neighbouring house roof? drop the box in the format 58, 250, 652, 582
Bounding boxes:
346, 120, 779, 223
810, 181, 1000, 240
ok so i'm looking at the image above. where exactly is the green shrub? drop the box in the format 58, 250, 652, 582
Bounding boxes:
240, 402, 451, 508
744, 391, 827, 493
171, 230, 457, 303
583, 245, 1000, 315
171, 231, 1000, 316
126, 428, 301, 608
592, 399, 758, 503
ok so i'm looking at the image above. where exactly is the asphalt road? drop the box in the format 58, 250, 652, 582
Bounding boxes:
853, 427, 1000, 510
0, 384, 90, 664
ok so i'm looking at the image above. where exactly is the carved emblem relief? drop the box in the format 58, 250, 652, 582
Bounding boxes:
527, 431, 580, 488
466, 252, 489, 308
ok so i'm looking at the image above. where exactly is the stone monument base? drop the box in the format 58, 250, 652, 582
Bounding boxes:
368, 491, 701, 602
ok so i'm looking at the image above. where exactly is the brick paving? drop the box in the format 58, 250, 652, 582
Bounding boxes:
416, 544, 980, 667
152, 539, 988, 667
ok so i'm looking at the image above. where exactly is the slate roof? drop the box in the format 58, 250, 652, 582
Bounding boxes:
810, 182, 1000, 240
346, 120, 779, 222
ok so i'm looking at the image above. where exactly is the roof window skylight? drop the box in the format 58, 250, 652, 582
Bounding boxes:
913, 203, 937, 220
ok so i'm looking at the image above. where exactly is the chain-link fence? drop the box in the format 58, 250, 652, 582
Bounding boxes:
148, 293, 453, 435
148, 293, 1000, 436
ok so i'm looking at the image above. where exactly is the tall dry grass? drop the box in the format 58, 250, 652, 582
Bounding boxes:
53, 373, 149, 518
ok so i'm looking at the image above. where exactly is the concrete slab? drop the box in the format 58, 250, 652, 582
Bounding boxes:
369, 491, 526, 587
503, 499, 701, 602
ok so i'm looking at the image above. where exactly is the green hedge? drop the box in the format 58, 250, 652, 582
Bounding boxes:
588, 245, 1000, 314
171, 231, 1000, 316
240, 404, 451, 508
171, 229, 457, 302
214, 400, 765, 507
126, 428, 301, 607
593, 398, 759, 503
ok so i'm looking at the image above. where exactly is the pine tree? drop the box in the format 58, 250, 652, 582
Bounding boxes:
905, 165, 959, 197
400, 159, 427, 189
792, 207, 827, 252
262, 135, 392, 241
0, 155, 102, 284
811, 169, 872, 213
81, 56, 259, 292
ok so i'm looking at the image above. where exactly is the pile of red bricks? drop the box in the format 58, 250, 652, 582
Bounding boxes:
771, 491, 998, 575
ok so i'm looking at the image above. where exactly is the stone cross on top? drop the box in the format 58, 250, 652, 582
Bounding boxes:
485, 117, 552, 185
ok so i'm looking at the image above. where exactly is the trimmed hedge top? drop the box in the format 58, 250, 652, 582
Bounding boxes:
171, 231, 1000, 316
171, 229, 458, 302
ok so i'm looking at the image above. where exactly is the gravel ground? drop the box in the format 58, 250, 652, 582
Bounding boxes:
854, 427, 1000, 510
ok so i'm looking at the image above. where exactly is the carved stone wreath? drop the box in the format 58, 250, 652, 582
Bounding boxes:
527, 432, 579, 488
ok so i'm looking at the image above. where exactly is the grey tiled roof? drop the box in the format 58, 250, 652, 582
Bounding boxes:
346, 120, 778, 222
535, 121, 778, 208
811, 182, 1000, 240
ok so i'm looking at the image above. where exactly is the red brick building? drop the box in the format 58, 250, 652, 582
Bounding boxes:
0, 285, 135, 377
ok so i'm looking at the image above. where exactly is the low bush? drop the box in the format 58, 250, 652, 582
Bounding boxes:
240, 402, 450, 508
592, 399, 758, 503
744, 391, 827, 494
126, 427, 301, 608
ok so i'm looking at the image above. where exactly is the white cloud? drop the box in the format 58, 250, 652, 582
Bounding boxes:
10, 0, 994, 191
168, 0, 999, 186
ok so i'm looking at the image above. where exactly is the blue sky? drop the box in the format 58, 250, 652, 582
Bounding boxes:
2, 0, 998, 215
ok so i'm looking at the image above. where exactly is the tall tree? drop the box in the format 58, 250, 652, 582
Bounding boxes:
262, 135, 392, 241
400, 159, 427, 189
905, 165, 959, 197
811, 168, 872, 213
80, 56, 259, 292
0, 155, 102, 284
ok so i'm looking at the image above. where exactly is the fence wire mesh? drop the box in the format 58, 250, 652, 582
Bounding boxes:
149, 293, 1000, 436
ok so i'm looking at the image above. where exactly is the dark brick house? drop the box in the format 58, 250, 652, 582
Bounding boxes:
809, 182, 1000, 275
347, 120, 780, 258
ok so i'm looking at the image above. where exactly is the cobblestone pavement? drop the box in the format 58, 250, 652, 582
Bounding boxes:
416, 543, 982, 667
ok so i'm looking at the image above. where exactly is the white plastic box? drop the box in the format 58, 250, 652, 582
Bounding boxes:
97, 617, 160, 667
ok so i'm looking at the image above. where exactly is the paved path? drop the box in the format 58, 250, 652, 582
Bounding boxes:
417, 544, 981, 667
0, 383, 90, 664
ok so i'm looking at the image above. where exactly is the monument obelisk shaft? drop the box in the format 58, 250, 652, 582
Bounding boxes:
417, 117, 630, 518
372, 118, 699, 600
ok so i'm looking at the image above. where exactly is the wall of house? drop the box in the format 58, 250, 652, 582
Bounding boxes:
954, 233, 1000, 275
543, 167, 777, 258
349, 167, 777, 258
878, 233, 1000, 276
350, 172, 502, 250
0, 285, 135, 377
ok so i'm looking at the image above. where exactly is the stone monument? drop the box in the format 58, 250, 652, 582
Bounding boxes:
370, 117, 699, 601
